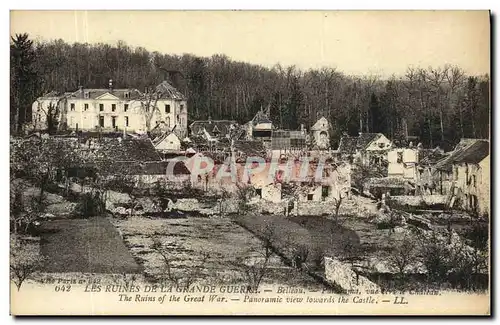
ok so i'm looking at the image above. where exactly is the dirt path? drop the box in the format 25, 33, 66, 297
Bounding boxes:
39, 217, 141, 274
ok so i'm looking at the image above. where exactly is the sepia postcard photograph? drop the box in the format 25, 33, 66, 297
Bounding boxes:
8, 9, 491, 316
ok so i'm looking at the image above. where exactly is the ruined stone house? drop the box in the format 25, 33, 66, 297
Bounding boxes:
387, 146, 446, 195
337, 132, 392, 166
433, 139, 490, 216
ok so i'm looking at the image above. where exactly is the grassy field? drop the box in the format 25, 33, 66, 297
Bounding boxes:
39, 217, 141, 274
110, 215, 323, 290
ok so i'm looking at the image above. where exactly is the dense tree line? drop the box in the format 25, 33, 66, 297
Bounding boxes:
11, 34, 490, 150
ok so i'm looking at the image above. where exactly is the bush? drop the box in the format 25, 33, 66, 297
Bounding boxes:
463, 222, 489, 251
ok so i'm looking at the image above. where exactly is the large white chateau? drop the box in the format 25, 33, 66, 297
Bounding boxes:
31, 80, 188, 137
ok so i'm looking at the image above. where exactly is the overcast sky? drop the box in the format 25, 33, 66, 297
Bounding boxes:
10, 10, 490, 77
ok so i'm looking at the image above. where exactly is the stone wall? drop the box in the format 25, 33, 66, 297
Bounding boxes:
292, 201, 336, 216
389, 195, 447, 208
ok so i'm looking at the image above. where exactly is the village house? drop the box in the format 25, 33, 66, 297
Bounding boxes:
337, 132, 392, 166
32, 80, 188, 137
434, 139, 490, 216
367, 144, 449, 199
152, 132, 182, 154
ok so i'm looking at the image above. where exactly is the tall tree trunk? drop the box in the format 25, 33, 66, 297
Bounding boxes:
459, 107, 464, 138
439, 108, 445, 142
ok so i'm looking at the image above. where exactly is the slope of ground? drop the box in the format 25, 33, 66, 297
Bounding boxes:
111, 215, 323, 289
39, 217, 141, 274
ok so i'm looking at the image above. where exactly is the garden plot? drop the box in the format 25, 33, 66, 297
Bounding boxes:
110, 215, 322, 290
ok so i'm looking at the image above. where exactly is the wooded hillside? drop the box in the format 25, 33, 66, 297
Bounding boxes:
11, 34, 490, 150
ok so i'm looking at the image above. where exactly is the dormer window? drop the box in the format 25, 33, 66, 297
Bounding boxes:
84, 91, 90, 99
124, 91, 130, 99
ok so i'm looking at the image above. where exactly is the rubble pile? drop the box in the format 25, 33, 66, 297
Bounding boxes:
324, 257, 381, 292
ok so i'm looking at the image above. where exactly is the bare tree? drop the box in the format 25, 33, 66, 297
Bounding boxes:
151, 237, 210, 289
388, 234, 417, 277
139, 87, 161, 132
445, 65, 466, 138
233, 224, 276, 292
290, 244, 310, 270
34, 96, 65, 134
10, 242, 45, 291
427, 66, 449, 142
234, 183, 255, 213
218, 188, 231, 217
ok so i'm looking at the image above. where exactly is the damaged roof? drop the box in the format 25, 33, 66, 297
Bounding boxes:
56, 81, 185, 101
66, 88, 143, 100
153, 81, 186, 100
418, 148, 447, 166
252, 110, 272, 126
310, 117, 329, 131
189, 120, 237, 138
434, 139, 489, 171
39, 90, 65, 98
233, 140, 266, 157
82, 137, 161, 163
337, 133, 384, 153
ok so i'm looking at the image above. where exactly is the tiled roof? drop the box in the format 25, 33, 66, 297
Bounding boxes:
338, 133, 381, 153
52, 81, 185, 101
66, 88, 143, 100
39, 90, 64, 98
82, 137, 161, 163
337, 136, 358, 154
434, 139, 489, 171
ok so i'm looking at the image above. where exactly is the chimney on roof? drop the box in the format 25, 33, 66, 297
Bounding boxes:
78, 85, 83, 92
109, 79, 113, 92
